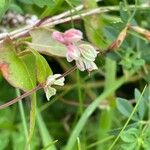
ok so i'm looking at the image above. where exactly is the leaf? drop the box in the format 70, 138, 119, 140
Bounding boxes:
29, 28, 67, 57
116, 98, 138, 121
108, 122, 139, 136
119, 2, 129, 23
0, 0, 10, 21
0, 38, 35, 91
29, 49, 53, 83
134, 88, 145, 120
121, 128, 138, 143
121, 142, 137, 150
19, 51, 36, 86
83, 0, 109, 50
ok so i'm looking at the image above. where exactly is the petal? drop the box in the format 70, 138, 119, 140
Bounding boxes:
52, 31, 65, 44
64, 28, 83, 43
44, 86, 56, 101
46, 74, 64, 86
83, 59, 98, 71
66, 44, 80, 62
76, 58, 85, 71
79, 44, 99, 61
54, 76, 65, 86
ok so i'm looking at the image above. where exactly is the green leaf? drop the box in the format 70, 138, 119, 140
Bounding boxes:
121, 142, 137, 150
29, 49, 53, 83
29, 28, 67, 57
19, 51, 36, 86
108, 122, 138, 136
0, 38, 35, 91
119, 2, 129, 23
134, 88, 145, 120
0, 0, 10, 21
121, 128, 138, 143
116, 98, 138, 121
83, 0, 109, 50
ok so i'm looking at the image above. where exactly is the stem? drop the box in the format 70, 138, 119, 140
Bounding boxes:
0, 3, 149, 43
0, 84, 43, 110
16, 89, 30, 150
65, 71, 135, 150
0, 65, 77, 110
77, 70, 83, 114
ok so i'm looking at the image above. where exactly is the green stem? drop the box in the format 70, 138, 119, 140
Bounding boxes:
26, 93, 37, 149
77, 70, 83, 114
97, 58, 116, 150
108, 85, 147, 150
16, 89, 30, 150
87, 136, 114, 149
65, 71, 135, 150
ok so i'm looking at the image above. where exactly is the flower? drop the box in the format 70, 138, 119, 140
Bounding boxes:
44, 74, 65, 100
52, 29, 98, 72
75, 44, 98, 71
52, 28, 83, 45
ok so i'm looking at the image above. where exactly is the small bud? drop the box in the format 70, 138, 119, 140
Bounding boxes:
108, 26, 128, 50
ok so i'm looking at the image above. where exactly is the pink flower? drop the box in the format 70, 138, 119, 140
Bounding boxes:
63, 29, 83, 43
66, 44, 80, 62
52, 31, 65, 44
52, 29, 98, 72
52, 28, 83, 45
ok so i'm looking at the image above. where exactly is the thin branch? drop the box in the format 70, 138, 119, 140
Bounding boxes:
0, 65, 77, 110
0, 3, 149, 43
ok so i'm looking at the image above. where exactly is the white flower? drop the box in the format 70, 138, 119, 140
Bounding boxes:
76, 57, 98, 71
52, 29, 99, 72
44, 74, 65, 100
75, 44, 99, 71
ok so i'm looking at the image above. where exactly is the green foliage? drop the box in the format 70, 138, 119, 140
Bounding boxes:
117, 98, 138, 121
0, 38, 35, 91
117, 88, 146, 121
121, 127, 150, 150
1, 0, 150, 150
0, 0, 10, 21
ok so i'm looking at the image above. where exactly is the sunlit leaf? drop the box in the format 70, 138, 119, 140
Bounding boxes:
0, 38, 35, 91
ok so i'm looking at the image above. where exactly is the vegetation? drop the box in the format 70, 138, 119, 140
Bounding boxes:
0, 0, 150, 150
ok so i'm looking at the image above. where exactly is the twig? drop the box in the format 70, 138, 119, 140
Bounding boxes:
0, 3, 149, 43
0, 4, 84, 41
0, 65, 77, 110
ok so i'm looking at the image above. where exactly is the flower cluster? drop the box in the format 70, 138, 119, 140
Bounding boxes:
52, 29, 98, 71
44, 74, 65, 100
